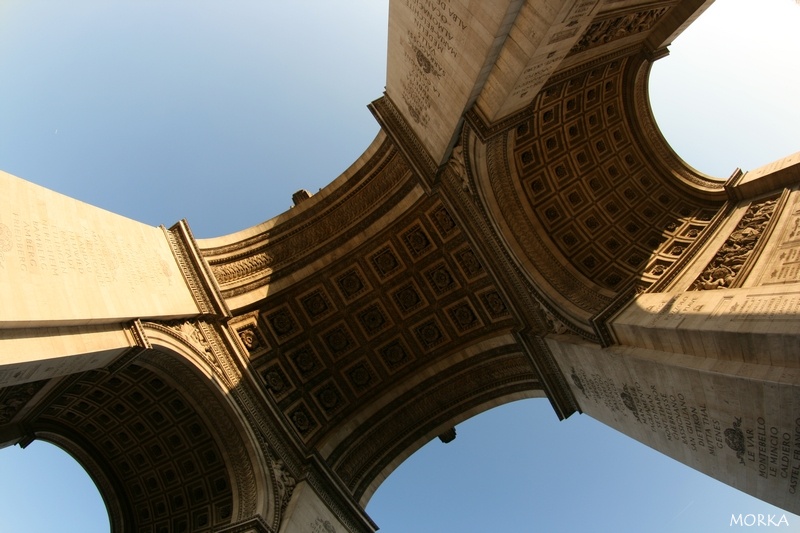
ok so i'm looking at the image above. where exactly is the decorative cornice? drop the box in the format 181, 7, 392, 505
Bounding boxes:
165, 220, 230, 317
207, 145, 412, 298
304, 456, 379, 533
106, 319, 150, 375
440, 131, 552, 336
369, 94, 439, 187
518, 333, 581, 420
590, 282, 638, 348
202, 136, 392, 257
333, 349, 538, 502
438, 127, 584, 417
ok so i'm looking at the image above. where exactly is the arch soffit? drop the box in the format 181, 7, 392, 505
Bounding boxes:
468, 50, 727, 329
317, 338, 544, 507
31, 325, 275, 533
137, 323, 276, 526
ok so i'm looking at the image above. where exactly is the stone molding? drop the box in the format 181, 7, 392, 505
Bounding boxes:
136, 346, 262, 523
439, 131, 581, 418
629, 52, 725, 193
328, 347, 539, 503
369, 94, 439, 187
205, 141, 411, 299
165, 220, 230, 317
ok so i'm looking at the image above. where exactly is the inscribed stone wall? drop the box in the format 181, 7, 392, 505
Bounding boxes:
549, 336, 800, 513
386, 0, 510, 164
0, 171, 199, 326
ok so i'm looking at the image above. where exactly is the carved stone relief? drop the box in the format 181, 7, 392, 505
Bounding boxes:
0, 380, 47, 424
569, 7, 671, 56
486, 53, 723, 319
691, 197, 778, 290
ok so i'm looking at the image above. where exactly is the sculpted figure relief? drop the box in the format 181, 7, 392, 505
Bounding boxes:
692, 199, 777, 290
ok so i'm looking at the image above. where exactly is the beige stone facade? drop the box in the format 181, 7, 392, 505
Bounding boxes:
1, 1, 799, 531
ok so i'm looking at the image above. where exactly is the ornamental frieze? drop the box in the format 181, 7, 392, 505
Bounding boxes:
207, 143, 411, 290
569, 6, 672, 56
692, 197, 779, 290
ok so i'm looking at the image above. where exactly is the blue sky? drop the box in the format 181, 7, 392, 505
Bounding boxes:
1, 1, 799, 532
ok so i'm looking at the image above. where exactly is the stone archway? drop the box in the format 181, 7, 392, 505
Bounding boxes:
27, 342, 272, 533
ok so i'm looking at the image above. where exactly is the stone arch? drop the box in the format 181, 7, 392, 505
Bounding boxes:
468, 51, 728, 333
320, 338, 545, 507
357, 390, 547, 508
26, 327, 274, 532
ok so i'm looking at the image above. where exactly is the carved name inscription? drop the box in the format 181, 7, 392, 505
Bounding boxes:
762, 202, 800, 285
571, 369, 800, 497
400, 0, 468, 125
508, 0, 600, 102
724, 292, 800, 321
0, 212, 171, 289
641, 293, 705, 328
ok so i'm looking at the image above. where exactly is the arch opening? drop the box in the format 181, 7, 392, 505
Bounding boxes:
648, 0, 800, 178
0, 440, 109, 533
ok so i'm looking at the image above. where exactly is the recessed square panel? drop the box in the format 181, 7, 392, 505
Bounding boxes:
561, 182, 590, 210
334, 265, 370, 301
312, 380, 347, 418
299, 287, 334, 322
446, 300, 483, 332
537, 103, 561, 132
538, 197, 569, 230
378, 337, 414, 372
428, 204, 458, 240
401, 223, 434, 259
263, 306, 299, 342
287, 344, 323, 382
479, 289, 509, 320
356, 302, 391, 338
454, 246, 484, 279
370, 244, 403, 279
590, 133, 612, 162
424, 262, 459, 296
412, 317, 449, 351
392, 281, 426, 316
260, 362, 293, 399
344, 359, 379, 396
231, 313, 270, 359
320, 323, 356, 360
286, 400, 318, 439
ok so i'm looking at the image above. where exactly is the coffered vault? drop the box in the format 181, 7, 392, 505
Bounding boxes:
2, 1, 799, 531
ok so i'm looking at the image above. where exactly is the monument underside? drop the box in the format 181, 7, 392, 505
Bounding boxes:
2, 0, 800, 530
